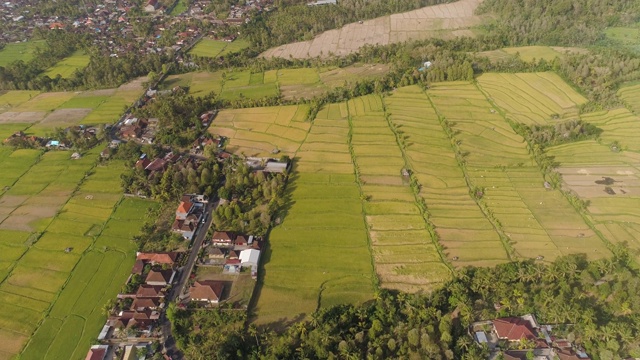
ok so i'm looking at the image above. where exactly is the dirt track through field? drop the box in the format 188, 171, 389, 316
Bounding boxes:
261, 0, 483, 59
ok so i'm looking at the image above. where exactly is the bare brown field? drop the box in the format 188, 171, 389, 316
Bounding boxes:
0, 112, 46, 124
261, 0, 484, 59
39, 108, 92, 126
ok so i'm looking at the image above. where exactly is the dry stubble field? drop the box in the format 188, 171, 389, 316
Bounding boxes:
261, 0, 484, 59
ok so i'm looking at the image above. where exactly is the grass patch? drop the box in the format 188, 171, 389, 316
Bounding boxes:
43, 51, 90, 79
0, 41, 46, 67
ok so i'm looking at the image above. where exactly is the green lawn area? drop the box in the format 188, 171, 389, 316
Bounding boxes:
189, 38, 250, 58
0, 41, 46, 67
189, 39, 229, 57
605, 26, 640, 52
169, 0, 188, 15
502, 46, 563, 62
44, 51, 90, 79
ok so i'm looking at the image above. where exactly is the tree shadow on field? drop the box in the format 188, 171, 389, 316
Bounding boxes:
246, 164, 300, 327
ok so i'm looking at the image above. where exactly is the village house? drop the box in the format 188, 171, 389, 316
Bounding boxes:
84, 345, 109, 360
189, 280, 225, 304
145, 269, 175, 286
211, 231, 234, 246
132, 252, 179, 274
136, 284, 165, 298
471, 314, 590, 360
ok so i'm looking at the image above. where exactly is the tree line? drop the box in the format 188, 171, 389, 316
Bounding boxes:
168, 250, 640, 359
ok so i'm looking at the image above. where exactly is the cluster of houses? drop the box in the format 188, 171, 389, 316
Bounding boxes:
118, 116, 158, 143
471, 314, 591, 360
171, 194, 208, 241
202, 231, 262, 279
3, 125, 99, 150
86, 252, 181, 359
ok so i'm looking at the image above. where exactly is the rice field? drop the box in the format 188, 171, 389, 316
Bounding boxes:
547, 140, 640, 259
0, 41, 46, 67
0, 78, 145, 135
0, 153, 158, 360
347, 94, 451, 290
385, 86, 510, 268
477, 72, 588, 125
580, 108, 640, 152
159, 64, 389, 101
427, 81, 608, 262
20, 198, 158, 360
188, 38, 250, 58
43, 51, 90, 79
501, 46, 565, 62
255, 102, 375, 326
618, 83, 640, 114
209, 105, 311, 157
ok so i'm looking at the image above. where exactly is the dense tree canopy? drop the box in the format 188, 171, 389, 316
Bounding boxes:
170, 251, 640, 359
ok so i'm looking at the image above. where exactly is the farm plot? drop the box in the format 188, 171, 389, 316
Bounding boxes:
427, 82, 608, 261
43, 51, 90, 79
0, 79, 144, 134
348, 94, 450, 291
256, 103, 375, 326
0, 151, 113, 359
618, 83, 640, 114
502, 46, 564, 62
0, 40, 45, 67
261, 0, 484, 59
7, 163, 150, 360
477, 72, 588, 125
0, 148, 41, 196
548, 142, 640, 259
188, 38, 250, 58
79, 80, 146, 125
0, 148, 100, 233
581, 108, 640, 152
209, 105, 311, 157
22, 245, 140, 360
385, 86, 508, 268
0, 91, 41, 113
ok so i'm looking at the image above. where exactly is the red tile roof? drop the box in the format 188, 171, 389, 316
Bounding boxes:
177, 201, 193, 214
136, 285, 164, 298
85, 348, 106, 360
493, 317, 537, 341
136, 252, 178, 265
145, 270, 173, 285
189, 281, 224, 302
212, 231, 234, 242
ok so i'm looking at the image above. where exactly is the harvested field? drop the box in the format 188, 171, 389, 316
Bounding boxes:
209, 105, 311, 157
548, 141, 640, 261
477, 72, 588, 125
385, 86, 509, 267
0, 111, 46, 124
261, 0, 484, 59
427, 81, 608, 262
348, 94, 451, 289
31, 108, 92, 132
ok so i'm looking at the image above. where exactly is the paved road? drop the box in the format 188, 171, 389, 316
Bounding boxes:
161, 201, 215, 360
